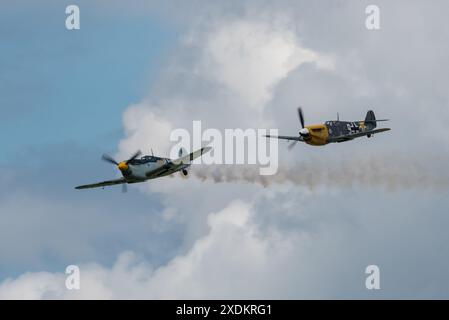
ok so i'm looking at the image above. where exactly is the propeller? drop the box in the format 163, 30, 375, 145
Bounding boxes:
288, 106, 307, 151
101, 154, 119, 165
297, 107, 311, 138
101, 150, 142, 168
125, 150, 142, 164
101, 151, 141, 192
298, 107, 305, 128
288, 141, 298, 150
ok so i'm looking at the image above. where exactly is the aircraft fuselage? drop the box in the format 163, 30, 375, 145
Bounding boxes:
121, 156, 189, 182
303, 120, 373, 146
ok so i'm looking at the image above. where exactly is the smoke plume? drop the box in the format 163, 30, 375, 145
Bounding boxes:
192, 154, 449, 191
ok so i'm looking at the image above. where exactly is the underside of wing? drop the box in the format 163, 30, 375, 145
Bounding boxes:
146, 162, 180, 179
265, 134, 304, 142
330, 128, 391, 142
75, 178, 127, 190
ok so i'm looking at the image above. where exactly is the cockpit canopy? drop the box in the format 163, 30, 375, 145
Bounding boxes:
128, 155, 164, 165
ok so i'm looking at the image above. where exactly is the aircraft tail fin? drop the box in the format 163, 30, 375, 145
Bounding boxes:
364, 110, 389, 129
365, 110, 377, 128
365, 110, 377, 129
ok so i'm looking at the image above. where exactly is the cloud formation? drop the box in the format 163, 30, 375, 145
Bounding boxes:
2, 189, 449, 299
2, 0, 449, 299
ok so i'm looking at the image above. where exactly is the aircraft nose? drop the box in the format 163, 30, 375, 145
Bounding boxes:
118, 161, 129, 171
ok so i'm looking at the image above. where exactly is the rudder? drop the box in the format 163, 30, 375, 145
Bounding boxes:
365, 110, 376, 129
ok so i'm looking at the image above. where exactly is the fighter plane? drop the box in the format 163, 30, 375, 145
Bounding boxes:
75, 147, 211, 192
266, 108, 390, 148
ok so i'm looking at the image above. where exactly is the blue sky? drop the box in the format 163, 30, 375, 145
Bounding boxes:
0, 1, 176, 161
0, 1, 181, 279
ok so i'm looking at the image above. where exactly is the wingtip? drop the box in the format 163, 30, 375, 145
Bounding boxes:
202, 146, 212, 154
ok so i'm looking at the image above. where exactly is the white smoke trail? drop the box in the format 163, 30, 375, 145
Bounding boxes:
192, 155, 449, 191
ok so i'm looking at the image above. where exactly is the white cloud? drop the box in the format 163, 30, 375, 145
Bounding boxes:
117, 103, 174, 159
3, 189, 449, 299
0, 272, 65, 300
196, 19, 334, 110
0, 201, 273, 299
116, 15, 335, 164
3, 0, 449, 300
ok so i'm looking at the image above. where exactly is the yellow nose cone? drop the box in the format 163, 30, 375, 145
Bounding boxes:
118, 161, 129, 171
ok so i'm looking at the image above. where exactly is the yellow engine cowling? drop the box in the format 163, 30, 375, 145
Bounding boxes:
304, 124, 329, 146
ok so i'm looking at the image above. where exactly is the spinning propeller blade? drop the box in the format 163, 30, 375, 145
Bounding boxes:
288, 141, 298, 150
298, 107, 305, 128
126, 150, 142, 164
101, 154, 119, 165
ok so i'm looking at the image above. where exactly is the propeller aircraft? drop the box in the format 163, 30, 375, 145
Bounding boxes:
75, 147, 211, 192
266, 108, 390, 149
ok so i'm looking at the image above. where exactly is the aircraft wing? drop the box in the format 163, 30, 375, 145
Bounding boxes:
146, 147, 212, 179
75, 178, 127, 190
264, 134, 304, 142
173, 146, 212, 165
146, 161, 179, 179
329, 128, 391, 143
